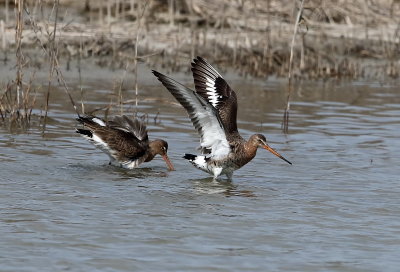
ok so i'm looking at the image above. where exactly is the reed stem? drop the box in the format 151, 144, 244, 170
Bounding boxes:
134, 0, 149, 112
282, 0, 305, 134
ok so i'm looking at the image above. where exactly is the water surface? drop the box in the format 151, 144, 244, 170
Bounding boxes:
1, 74, 399, 271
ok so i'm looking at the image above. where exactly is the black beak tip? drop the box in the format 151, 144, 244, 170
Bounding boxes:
282, 157, 292, 165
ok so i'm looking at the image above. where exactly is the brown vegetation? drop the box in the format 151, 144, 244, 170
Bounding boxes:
1, 0, 400, 78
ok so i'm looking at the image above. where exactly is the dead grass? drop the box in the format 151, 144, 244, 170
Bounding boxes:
1, 0, 399, 78
0, 0, 37, 129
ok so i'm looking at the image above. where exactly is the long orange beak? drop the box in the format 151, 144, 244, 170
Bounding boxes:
162, 154, 175, 171
262, 144, 292, 165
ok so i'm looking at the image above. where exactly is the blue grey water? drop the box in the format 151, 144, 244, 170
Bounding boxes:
1, 75, 399, 271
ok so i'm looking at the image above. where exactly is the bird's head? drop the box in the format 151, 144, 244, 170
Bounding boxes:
150, 139, 175, 171
250, 134, 292, 165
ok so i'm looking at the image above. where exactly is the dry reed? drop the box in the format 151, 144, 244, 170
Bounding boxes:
0, 0, 81, 130
42, 0, 60, 132
282, 0, 305, 134
0, 0, 37, 129
134, 0, 149, 111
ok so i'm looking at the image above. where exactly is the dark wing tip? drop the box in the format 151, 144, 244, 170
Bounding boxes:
152, 70, 163, 79
152, 70, 170, 84
191, 56, 206, 67
195, 56, 206, 62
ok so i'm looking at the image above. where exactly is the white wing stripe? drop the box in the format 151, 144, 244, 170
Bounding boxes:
206, 91, 219, 107
205, 77, 220, 107
205, 78, 215, 87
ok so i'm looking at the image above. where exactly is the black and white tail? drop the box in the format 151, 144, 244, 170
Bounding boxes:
76, 117, 113, 158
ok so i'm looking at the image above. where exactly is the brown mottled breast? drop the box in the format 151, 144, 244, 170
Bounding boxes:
225, 133, 257, 169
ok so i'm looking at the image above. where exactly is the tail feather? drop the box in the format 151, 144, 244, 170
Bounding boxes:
76, 128, 92, 138
183, 153, 197, 161
183, 154, 210, 173
76, 116, 106, 129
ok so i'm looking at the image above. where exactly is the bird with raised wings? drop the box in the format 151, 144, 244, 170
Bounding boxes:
76, 115, 174, 170
153, 56, 291, 180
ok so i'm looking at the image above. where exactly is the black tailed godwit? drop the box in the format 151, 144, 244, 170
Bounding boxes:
152, 57, 290, 180
76, 115, 174, 170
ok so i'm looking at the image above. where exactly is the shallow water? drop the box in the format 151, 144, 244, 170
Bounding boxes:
1, 74, 399, 271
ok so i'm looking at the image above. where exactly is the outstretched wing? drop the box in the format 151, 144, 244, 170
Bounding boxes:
153, 70, 230, 159
191, 56, 238, 134
108, 115, 149, 143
